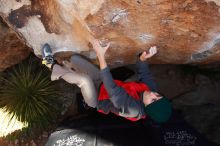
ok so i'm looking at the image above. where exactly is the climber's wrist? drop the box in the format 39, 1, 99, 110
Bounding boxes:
97, 55, 107, 69
140, 55, 147, 62
97, 53, 105, 60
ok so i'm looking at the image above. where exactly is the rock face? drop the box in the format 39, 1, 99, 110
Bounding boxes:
0, 17, 30, 71
0, 0, 220, 66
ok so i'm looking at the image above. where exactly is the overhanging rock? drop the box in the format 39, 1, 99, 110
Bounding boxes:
0, 17, 30, 71
0, 0, 220, 66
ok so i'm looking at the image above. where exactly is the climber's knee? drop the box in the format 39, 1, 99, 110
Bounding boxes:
78, 74, 93, 88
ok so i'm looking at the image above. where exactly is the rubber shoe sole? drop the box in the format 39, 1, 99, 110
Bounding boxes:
42, 43, 53, 58
42, 43, 54, 65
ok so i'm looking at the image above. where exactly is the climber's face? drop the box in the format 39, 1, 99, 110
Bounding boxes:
143, 91, 162, 106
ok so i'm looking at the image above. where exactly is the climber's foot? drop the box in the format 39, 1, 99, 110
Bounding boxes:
42, 43, 55, 68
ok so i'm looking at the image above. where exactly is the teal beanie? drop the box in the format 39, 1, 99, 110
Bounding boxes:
145, 97, 172, 123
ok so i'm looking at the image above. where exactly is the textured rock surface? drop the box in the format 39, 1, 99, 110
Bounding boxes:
0, 17, 30, 71
0, 0, 220, 65
127, 64, 220, 144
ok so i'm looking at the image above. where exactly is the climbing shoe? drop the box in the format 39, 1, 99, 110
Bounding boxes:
42, 43, 55, 65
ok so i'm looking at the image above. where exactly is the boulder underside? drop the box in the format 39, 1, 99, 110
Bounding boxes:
0, 0, 220, 67
0, 17, 30, 71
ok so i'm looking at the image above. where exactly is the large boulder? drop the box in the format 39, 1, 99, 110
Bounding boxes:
0, 0, 220, 66
0, 17, 30, 71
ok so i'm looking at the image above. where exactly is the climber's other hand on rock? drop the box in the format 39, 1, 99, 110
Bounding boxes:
140, 46, 157, 61
91, 39, 110, 58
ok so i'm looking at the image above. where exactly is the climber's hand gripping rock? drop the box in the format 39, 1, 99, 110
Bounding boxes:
91, 39, 111, 69
140, 46, 157, 62
91, 39, 110, 58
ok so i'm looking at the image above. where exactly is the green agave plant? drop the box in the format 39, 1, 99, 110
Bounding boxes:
0, 59, 60, 129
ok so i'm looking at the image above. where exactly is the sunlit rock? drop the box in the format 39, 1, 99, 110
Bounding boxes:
0, 0, 220, 66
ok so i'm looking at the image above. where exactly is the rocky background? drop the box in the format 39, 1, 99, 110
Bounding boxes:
146, 64, 220, 144
0, 0, 220, 68
0, 0, 220, 145
0, 17, 30, 71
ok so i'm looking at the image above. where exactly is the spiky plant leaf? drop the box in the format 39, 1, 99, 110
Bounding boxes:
0, 60, 60, 129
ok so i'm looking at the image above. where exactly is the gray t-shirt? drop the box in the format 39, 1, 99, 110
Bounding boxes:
98, 60, 157, 119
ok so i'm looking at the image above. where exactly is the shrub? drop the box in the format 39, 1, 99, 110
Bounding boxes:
0, 58, 60, 129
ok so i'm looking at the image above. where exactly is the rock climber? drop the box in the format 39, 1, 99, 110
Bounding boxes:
41, 39, 172, 123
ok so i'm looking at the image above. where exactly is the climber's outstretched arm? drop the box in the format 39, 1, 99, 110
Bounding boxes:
91, 39, 110, 69
136, 46, 158, 92
91, 39, 117, 93
91, 40, 142, 117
